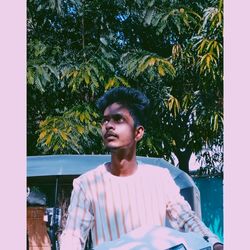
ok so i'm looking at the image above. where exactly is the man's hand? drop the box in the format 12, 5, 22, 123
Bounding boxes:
213, 243, 223, 250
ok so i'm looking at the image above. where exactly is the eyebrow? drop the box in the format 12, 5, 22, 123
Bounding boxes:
103, 110, 129, 120
103, 113, 124, 119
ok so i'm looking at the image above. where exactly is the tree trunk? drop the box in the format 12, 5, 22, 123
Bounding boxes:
82, 0, 86, 60
82, 16, 85, 59
174, 149, 192, 174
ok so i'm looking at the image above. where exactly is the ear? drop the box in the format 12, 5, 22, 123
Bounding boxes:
134, 126, 144, 142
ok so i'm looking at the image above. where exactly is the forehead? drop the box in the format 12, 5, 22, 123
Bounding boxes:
103, 103, 131, 117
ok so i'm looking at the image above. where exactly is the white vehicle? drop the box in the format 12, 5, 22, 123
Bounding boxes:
27, 155, 203, 250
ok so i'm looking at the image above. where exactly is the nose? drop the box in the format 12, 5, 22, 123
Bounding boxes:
102, 119, 115, 131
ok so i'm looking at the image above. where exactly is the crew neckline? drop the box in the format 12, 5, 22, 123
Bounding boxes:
103, 162, 142, 181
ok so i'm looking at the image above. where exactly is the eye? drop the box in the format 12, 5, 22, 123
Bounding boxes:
114, 115, 124, 123
101, 118, 109, 125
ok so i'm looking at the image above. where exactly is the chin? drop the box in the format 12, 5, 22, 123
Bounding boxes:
105, 144, 119, 150
105, 143, 126, 152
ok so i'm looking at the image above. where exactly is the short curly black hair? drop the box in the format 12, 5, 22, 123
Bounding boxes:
96, 87, 150, 127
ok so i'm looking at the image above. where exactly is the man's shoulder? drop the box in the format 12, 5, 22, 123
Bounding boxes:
74, 163, 106, 182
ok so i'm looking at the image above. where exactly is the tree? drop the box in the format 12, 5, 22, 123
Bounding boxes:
27, 0, 223, 174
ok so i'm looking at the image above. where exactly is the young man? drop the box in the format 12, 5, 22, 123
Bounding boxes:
60, 87, 223, 250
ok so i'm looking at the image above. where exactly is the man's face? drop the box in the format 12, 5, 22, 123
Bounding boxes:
101, 103, 143, 151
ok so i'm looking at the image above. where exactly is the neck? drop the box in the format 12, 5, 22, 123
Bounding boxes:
109, 148, 138, 176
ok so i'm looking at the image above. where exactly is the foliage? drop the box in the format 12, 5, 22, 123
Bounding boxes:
27, 0, 223, 173
195, 144, 223, 176
37, 105, 100, 154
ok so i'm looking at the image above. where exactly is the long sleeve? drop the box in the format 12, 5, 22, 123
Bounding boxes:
163, 169, 221, 246
60, 178, 94, 250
